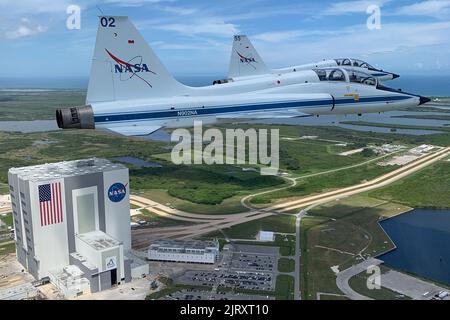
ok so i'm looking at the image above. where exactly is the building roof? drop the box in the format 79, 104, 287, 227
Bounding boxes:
9, 158, 126, 182
149, 239, 218, 250
258, 231, 274, 241
77, 230, 121, 251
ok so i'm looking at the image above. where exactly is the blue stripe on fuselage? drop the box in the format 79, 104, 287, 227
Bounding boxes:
94, 95, 410, 123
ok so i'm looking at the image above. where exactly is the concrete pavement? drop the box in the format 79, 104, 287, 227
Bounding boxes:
335, 258, 383, 300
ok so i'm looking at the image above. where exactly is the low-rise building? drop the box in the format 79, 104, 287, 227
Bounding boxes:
148, 239, 219, 264
258, 231, 275, 242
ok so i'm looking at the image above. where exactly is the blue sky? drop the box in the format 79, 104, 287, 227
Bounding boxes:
1, 0, 450, 80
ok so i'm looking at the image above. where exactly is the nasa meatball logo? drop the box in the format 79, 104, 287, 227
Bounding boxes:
108, 183, 127, 202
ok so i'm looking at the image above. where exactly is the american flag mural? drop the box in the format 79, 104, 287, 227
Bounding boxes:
38, 182, 63, 226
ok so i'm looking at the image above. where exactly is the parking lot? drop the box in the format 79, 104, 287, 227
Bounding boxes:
231, 253, 276, 272
173, 244, 279, 292
176, 270, 274, 291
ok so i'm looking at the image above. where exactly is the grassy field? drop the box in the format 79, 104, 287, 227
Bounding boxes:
208, 214, 296, 239
341, 120, 450, 133
0, 241, 16, 256
146, 277, 212, 300
300, 194, 412, 300
0, 213, 13, 228
370, 160, 450, 208
0, 90, 86, 121
0, 182, 9, 193
275, 275, 295, 300
278, 258, 295, 273
226, 236, 296, 257
141, 190, 250, 215
392, 114, 450, 121
251, 162, 396, 206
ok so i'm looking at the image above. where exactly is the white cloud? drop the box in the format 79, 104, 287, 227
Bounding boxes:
395, 0, 450, 18
159, 6, 197, 15
323, 0, 391, 15
253, 30, 340, 43
156, 21, 239, 37
103, 0, 176, 7
5, 18, 48, 39
247, 21, 450, 73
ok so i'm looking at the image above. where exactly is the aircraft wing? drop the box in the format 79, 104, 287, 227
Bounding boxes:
106, 125, 162, 136
217, 109, 312, 120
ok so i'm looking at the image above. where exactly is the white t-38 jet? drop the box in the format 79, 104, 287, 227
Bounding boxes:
226, 35, 400, 83
56, 16, 428, 137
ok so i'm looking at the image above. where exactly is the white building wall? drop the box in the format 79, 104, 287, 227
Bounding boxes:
30, 179, 70, 279
103, 169, 131, 250
75, 236, 103, 270
148, 250, 216, 264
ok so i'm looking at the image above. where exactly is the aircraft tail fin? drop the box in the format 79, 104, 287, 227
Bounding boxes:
228, 35, 270, 79
87, 16, 187, 104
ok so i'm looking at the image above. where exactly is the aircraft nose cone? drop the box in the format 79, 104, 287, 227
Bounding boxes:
392, 73, 400, 79
419, 96, 431, 105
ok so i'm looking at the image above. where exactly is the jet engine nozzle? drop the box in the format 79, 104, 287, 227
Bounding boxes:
56, 105, 95, 129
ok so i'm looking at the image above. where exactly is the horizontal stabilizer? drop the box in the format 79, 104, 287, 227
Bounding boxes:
106, 125, 162, 136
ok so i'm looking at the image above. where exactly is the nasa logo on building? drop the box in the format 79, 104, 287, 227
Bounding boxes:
105, 256, 117, 271
108, 182, 127, 202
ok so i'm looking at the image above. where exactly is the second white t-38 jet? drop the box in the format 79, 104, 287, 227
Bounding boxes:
226, 35, 400, 83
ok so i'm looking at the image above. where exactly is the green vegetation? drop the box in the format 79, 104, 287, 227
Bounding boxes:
348, 269, 411, 300
0, 130, 282, 213
276, 234, 296, 256
370, 161, 450, 208
130, 203, 140, 209
341, 120, 450, 133
275, 275, 295, 300
392, 114, 450, 121
142, 190, 249, 215
300, 194, 411, 300
0, 241, 16, 256
0, 213, 13, 227
252, 162, 396, 206
0, 182, 9, 193
278, 258, 295, 273
217, 286, 275, 297
145, 277, 212, 300
210, 214, 296, 239
133, 164, 283, 205
0, 90, 86, 121
230, 235, 296, 257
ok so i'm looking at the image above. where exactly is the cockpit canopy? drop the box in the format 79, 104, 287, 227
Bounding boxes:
335, 58, 378, 71
313, 68, 378, 87
347, 69, 377, 86
314, 68, 346, 82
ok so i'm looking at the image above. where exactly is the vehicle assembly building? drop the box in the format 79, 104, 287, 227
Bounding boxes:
7, 158, 138, 296
148, 239, 219, 264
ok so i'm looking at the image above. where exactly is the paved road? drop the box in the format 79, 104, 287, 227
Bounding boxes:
335, 258, 383, 300
294, 210, 303, 300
